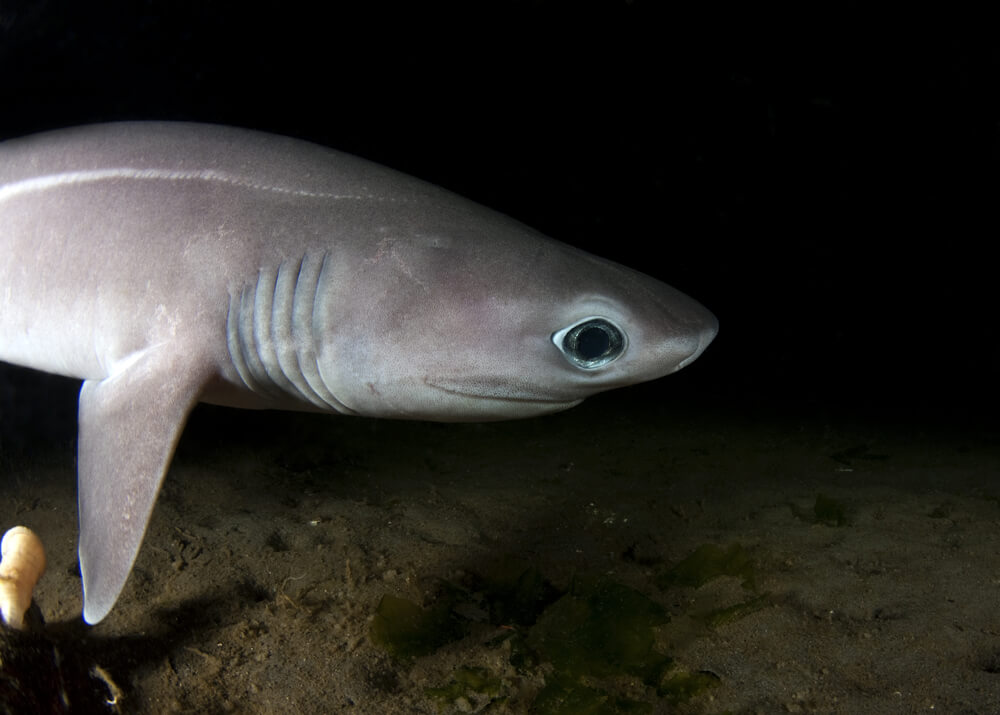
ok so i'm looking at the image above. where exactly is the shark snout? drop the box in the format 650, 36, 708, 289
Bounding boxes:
674, 312, 718, 372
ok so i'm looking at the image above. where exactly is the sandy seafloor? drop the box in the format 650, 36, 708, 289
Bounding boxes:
1, 376, 999, 714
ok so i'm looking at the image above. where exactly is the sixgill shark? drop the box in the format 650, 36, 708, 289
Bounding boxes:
0, 122, 717, 624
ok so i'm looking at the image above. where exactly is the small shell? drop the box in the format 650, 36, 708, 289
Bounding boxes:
0, 526, 47, 630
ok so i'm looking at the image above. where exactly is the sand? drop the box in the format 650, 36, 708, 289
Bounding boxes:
1, 383, 998, 713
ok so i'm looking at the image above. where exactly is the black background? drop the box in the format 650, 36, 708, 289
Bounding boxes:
0, 1, 997, 430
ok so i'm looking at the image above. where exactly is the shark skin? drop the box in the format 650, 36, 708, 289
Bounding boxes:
0, 122, 718, 624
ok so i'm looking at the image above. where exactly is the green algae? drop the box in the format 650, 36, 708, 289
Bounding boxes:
425, 666, 503, 709
369, 592, 463, 659
527, 575, 672, 713
812, 493, 849, 526
533, 673, 654, 715
658, 669, 721, 702
696, 593, 770, 628
527, 575, 671, 682
474, 556, 561, 627
790, 493, 850, 526
371, 556, 758, 711
656, 543, 756, 591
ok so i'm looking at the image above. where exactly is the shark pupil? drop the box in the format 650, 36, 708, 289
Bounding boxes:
577, 325, 611, 359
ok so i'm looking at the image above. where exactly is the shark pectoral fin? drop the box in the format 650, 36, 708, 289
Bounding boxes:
77, 348, 213, 624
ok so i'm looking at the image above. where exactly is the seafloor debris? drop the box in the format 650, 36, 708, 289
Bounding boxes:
0, 526, 46, 631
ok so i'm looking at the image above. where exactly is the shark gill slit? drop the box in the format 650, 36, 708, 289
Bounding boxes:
234, 284, 281, 399
301, 252, 356, 414
253, 263, 301, 398
224, 293, 250, 391
286, 252, 347, 412
225, 252, 354, 413
271, 256, 314, 403
273, 254, 345, 411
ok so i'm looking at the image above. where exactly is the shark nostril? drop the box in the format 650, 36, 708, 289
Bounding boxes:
700, 319, 719, 350
675, 320, 718, 371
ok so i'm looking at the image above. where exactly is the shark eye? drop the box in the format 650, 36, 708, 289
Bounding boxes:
552, 317, 627, 370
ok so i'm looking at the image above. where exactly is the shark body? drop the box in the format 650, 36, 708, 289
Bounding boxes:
0, 122, 717, 623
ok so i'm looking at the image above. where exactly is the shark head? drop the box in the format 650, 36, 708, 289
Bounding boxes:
311, 206, 717, 421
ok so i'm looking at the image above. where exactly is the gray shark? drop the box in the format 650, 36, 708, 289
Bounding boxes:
0, 122, 717, 624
